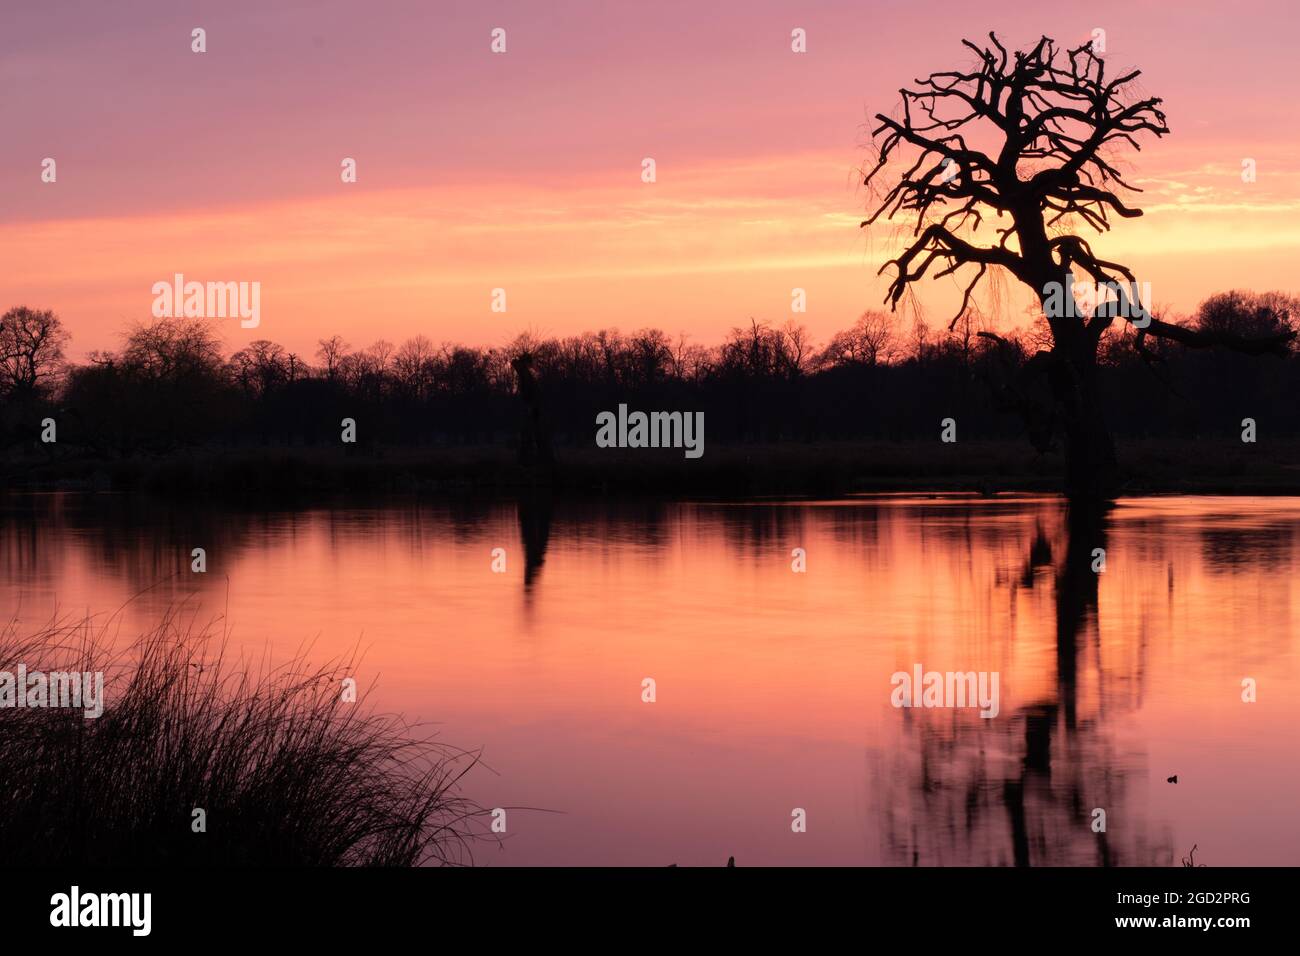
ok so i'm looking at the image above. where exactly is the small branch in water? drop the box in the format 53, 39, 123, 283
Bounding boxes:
1181, 844, 1206, 867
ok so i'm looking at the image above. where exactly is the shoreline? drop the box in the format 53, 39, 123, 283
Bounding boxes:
4, 438, 1300, 500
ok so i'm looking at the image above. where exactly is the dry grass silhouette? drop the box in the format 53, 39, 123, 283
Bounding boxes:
0, 609, 491, 866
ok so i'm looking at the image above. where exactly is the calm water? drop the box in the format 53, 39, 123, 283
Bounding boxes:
2, 492, 1298, 866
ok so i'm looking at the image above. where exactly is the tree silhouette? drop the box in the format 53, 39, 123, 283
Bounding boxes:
0, 306, 69, 399
864, 34, 1295, 501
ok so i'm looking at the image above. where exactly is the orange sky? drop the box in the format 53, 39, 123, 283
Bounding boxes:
3, 0, 1298, 360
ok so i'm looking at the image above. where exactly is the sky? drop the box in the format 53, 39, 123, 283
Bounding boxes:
2, 0, 1298, 361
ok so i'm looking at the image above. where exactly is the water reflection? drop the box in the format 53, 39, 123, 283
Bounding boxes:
1, 493, 1297, 865
518, 492, 552, 596
872, 502, 1167, 866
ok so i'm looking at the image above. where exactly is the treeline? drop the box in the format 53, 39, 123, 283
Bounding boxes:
1, 289, 1297, 456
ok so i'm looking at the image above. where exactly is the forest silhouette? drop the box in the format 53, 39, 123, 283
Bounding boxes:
0, 290, 1296, 498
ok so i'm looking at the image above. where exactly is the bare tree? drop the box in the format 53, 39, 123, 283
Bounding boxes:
1195, 290, 1298, 344
365, 339, 395, 373
228, 339, 290, 397
670, 333, 711, 384
780, 320, 813, 376
863, 34, 1294, 500
316, 335, 349, 381
627, 328, 673, 387
393, 335, 437, 399
0, 306, 70, 398
121, 316, 225, 382
820, 311, 896, 367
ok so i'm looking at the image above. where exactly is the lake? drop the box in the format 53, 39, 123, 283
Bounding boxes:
2, 492, 1297, 866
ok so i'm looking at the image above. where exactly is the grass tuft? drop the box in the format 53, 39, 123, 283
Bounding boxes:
0, 609, 490, 866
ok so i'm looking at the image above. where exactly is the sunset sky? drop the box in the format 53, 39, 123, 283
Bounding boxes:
2, 0, 1297, 360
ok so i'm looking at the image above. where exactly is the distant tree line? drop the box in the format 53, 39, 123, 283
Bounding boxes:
1, 290, 1296, 456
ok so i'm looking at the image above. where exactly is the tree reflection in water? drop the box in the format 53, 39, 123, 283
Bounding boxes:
873, 504, 1175, 867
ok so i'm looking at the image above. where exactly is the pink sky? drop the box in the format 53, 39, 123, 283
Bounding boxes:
2, 0, 1297, 360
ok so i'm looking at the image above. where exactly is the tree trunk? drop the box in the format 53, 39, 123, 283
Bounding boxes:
1051, 342, 1118, 503
1056, 499, 1106, 730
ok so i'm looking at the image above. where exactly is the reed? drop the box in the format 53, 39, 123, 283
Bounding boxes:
0, 609, 489, 866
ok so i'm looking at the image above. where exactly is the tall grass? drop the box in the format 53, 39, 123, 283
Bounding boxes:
0, 609, 490, 866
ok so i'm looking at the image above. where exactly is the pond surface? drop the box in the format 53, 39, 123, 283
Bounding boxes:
2, 492, 1297, 866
